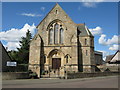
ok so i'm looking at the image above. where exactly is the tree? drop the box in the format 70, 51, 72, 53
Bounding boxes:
8, 50, 18, 61
8, 30, 32, 64
17, 30, 32, 64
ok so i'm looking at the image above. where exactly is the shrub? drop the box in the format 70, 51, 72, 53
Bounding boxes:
29, 72, 38, 79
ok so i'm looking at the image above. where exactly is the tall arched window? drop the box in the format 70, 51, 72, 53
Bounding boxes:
86, 50, 88, 56
48, 20, 65, 45
49, 29, 53, 44
60, 28, 64, 44
85, 39, 87, 45
54, 23, 59, 44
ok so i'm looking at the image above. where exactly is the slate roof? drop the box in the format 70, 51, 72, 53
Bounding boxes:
0, 41, 12, 61
94, 51, 102, 55
105, 50, 120, 63
105, 55, 114, 63
0, 41, 12, 72
77, 24, 93, 37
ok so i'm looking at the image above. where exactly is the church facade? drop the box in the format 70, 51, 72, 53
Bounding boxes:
29, 4, 96, 78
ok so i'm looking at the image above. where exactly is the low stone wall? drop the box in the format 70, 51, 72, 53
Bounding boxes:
67, 72, 119, 79
2, 72, 29, 80
97, 65, 119, 72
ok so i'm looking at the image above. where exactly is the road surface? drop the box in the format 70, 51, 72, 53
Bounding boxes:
2, 76, 118, 88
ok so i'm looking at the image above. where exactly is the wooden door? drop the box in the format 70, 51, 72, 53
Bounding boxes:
52, 58, 61, 69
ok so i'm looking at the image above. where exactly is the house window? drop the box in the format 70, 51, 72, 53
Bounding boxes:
86, 50, 88, 56
49, 29, 53, 44
60, 28, 64, 44
56, 10, 58, 14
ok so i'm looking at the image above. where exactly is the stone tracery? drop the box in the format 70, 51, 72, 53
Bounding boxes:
48, 20, 64, 45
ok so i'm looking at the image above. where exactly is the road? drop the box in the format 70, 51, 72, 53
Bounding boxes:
2, 76, 118, 88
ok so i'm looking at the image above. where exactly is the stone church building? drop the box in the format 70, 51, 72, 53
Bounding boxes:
29, 4, 100, 78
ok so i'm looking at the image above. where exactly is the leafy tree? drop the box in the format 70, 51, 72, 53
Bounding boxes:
8, 30, 32, 64
17, 30, 32, 64
8, 50, 18, 61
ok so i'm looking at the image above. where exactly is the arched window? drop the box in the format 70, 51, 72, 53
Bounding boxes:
54, 23, 59, 44
49, 29, 53, 44
85, 39, 87, 45
48, 21, 64, 45
56, 10, 58, 14
60, 28, 64, 44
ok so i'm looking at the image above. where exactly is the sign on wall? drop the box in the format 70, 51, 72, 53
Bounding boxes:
7, 61, 17, 66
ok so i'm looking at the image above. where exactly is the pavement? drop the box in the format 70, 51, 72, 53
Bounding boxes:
2, 75, 119, 88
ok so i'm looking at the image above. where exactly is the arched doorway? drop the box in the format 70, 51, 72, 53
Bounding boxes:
47, 49, 65, 78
